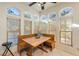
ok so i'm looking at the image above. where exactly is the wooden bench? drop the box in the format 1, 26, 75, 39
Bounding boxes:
42, 34, 56, 51
18, 34, 35, 55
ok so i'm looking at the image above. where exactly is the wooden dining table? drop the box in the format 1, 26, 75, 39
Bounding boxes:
22, 36, 50, 56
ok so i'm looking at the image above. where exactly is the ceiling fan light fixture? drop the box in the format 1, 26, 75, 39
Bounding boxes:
38, 3, 41, 6
28, 2, 56, 10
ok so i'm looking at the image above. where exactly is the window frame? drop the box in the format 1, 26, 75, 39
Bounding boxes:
7, 17, 21, 45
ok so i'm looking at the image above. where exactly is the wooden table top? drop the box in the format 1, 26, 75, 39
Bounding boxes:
22, 36, 50, 47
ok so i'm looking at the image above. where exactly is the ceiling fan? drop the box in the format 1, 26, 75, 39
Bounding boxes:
29, 2, 56, 10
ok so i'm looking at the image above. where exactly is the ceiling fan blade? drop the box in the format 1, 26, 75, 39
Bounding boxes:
51, 2, 56, 3
41, 5, 44, 10
43, 2, 46, 4
29, 2, 37, 6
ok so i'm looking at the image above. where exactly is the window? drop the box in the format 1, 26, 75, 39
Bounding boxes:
60, 7, 73, 16
24, 20, 32, 34
31, 15, 38, 21
7, 17, 20, 45
48, 21, 56, 34
34, 21, 48, 34
34, 21, 39, 33
39, 21, 48, 34
60, 31, 72, 45
40, 15, 48, 23
7, 7, 20, 16
40, 15, 48, 20
49, 12, 57, 21
60, 16, 72, 46
24, 12, 32, 19
59, 7, 73, 46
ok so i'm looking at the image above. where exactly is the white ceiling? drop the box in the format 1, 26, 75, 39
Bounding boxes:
25, 2, 57, 12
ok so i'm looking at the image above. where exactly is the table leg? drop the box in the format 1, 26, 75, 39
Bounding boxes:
38, 44, 48, 53
27, 47, 33, 56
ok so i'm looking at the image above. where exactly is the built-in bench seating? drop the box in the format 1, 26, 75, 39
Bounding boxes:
18, 34, 35, 55
43, 34, 56, 51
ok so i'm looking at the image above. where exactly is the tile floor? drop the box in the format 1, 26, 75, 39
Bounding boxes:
0, 47, 74, 56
